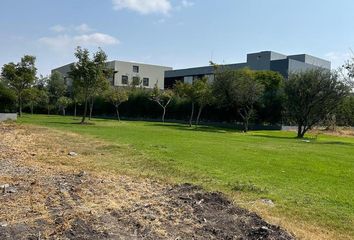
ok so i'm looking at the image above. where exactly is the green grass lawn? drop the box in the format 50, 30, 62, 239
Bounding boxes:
18, 115, 354, 237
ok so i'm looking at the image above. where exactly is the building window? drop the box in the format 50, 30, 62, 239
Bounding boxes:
133, 65, 139, 73
121, 75, 128, 85
143, 78, 149, 86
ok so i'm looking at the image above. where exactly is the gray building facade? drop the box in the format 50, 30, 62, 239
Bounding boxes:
164, 51, 331, 88
52, 60, 172, 90
52, 51, 331, 90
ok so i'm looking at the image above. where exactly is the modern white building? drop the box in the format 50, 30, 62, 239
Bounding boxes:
52, 60, 172, 90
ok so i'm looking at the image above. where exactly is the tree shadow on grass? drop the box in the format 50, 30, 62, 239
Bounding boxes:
250, 134, 298, 140
252, 134, 354, 146
46, 121, 96, 126
147, 122, 242, 134
316, 141, 354, 147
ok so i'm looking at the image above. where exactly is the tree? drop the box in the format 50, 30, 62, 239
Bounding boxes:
194, 77, 214, 126
39, 89, 51, 115
57, 96, 72, 116
151, 83, 174, 123
1, 55, 37, 116
130, 76, 142, 90
0, 81, 16, 112
174, 81, 197, 127
335, 95, 354, 126
69, 47, 110, 124
213, 67, 264, 132
105, 86, 129, 121
70, 85, 83, 118
284, 69, 351, 138
22, 87, 41, 114
48, 71, 66, 109
254, 71, 284, 124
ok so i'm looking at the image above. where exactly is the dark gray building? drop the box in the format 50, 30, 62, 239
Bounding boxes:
164, 51, 331, 88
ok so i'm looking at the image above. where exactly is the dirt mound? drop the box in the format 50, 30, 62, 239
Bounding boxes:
0, 123, 294, 239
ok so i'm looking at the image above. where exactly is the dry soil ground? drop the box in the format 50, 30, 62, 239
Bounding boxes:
0, 123, 294, 240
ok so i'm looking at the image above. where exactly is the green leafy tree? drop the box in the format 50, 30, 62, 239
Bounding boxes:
0, 81, 16, 112
254, 71, 284, 124
40, 89, 51, 115
151, 83, 174, 123
130, 76, 142, 90
174, 77, 213, 127
105, 86, 129, 121
88, 78, 110, 120
57, 96, 72, 116
194, 77, 214, 126
174, 81, 197, 127
70, 85, 83, 118
1, 55, 37, 116
336, 95, 354, 126
32, 75, 51, 115
22, 87, 42, 114
284, 69, 351, 138
213, 67, 264, 132
48, 71, 66, 108
69, 47, 110, 124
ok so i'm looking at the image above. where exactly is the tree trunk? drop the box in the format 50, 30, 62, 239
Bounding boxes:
189, 102, 195, 127
196, 105, 204, 126
74, 103, 77, 118
47, 104, 50, 116
243, 118, 249, 132
18, 95, 22, 117
116, 106, 120, 121
89, 97, 94, 120
162, 107, 166, 123
62, 107, 65, 116
30, 104, 34, 115
81, 96, 88, 124
297, 125, 306, 138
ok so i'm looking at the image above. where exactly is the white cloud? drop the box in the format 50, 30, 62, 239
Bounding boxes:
73, 33, 119, 45
40, 24, 118, 51
112, 0, 172, 15
49, 23, 94, 34
39, 32, 119, 52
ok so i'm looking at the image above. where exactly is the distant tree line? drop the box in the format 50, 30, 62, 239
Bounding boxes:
1, 47, 354, 138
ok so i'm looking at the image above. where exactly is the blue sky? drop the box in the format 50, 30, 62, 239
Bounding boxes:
1, 0, 354, 75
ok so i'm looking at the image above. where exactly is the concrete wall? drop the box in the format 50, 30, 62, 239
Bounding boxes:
270, 59, 290, 78
112, 61, 172, 89
288, 59, 322, 73
246, 51, 286, 71
0, 113, 17, 121
52, 63, 73, 86
52, 61, 172, 90
165, 66, 214, 78
288, 54, 331, 69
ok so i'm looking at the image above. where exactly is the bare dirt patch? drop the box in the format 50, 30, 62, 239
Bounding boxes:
0, 123, 294, 239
